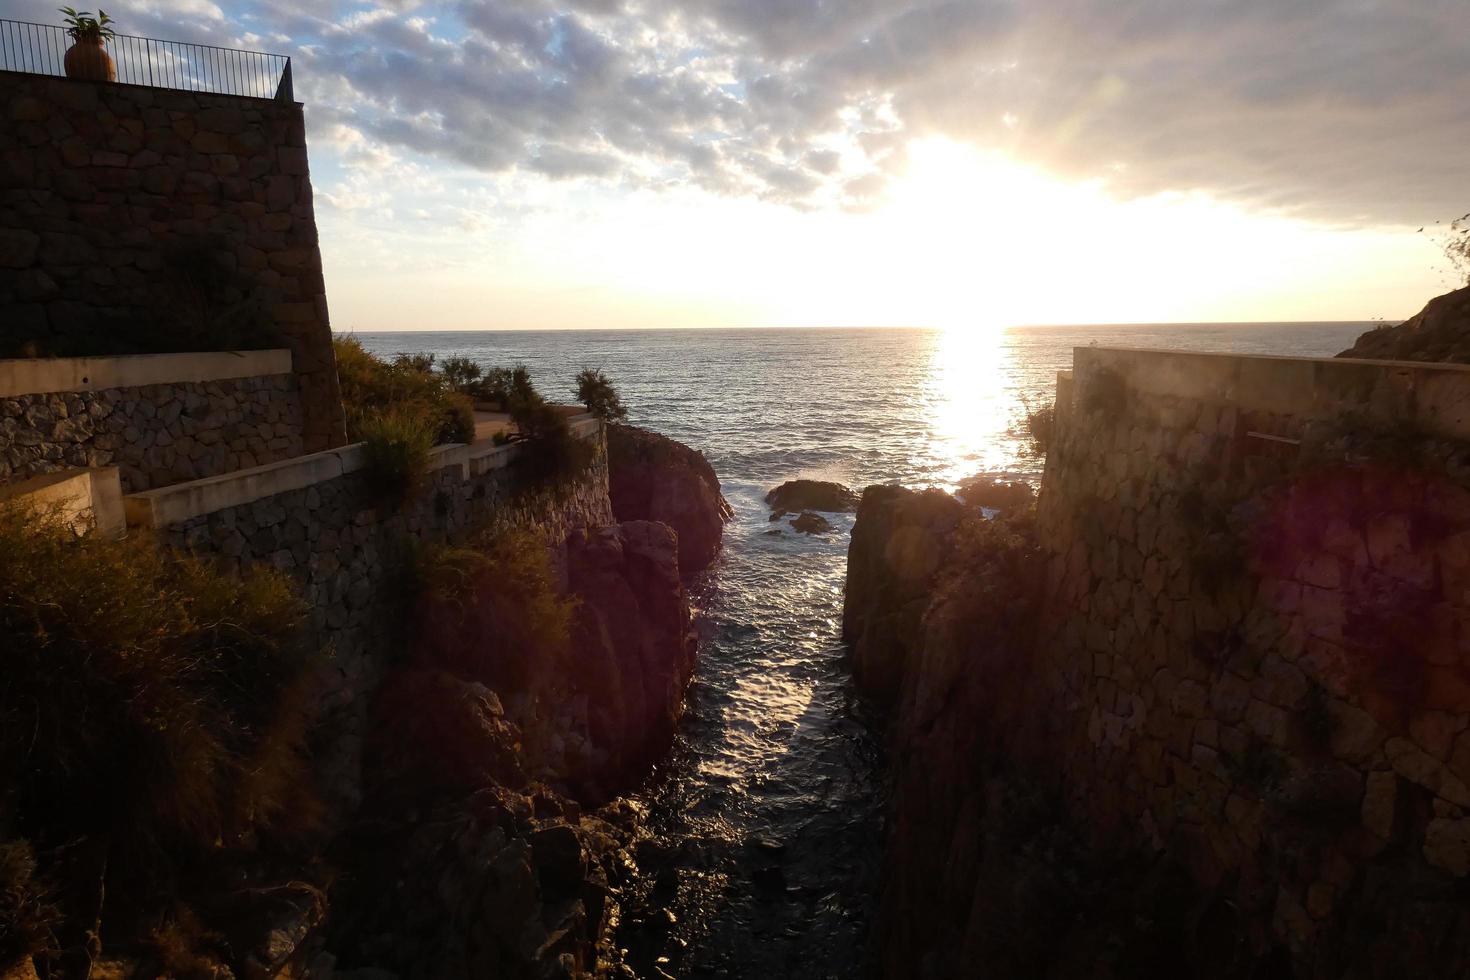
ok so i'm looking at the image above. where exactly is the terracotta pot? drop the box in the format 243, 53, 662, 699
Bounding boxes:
63, 36, 116, 82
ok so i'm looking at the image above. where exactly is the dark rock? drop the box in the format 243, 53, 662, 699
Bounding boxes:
607, 424, 732, 578
842, 485, 965, 703
790, 511, 834, 534
955, 474, 1035, 513
366, 668, 526, 801
566, 521, 698, 796
765, 479, 859, 514
531, 823, 588, 898
1338, 284, 1470, 363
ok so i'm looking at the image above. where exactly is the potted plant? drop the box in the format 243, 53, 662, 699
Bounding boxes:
59, 7, 116, 82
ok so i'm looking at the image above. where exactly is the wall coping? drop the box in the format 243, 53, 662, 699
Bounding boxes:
125, 412, 600, 528
0, 349, 294, 398
0, 466, 124, 537
1072, 346, 1470, 442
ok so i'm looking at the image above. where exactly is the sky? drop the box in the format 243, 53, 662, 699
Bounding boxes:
9, 0, 1470, 330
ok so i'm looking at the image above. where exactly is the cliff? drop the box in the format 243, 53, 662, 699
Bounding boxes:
606, 424, 732, 578
1338, 283, 1470, 363
847, 347, 1470, 979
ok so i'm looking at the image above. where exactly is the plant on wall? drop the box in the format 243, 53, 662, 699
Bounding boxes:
58, 7, 118, 82
59, 6, 115, 40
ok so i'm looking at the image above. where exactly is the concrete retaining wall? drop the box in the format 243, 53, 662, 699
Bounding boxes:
0, 349, 303, 492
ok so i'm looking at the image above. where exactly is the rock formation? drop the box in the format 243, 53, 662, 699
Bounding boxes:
606, 424, 732, 578
842, 485, 964, 703
1338, 283, 1470, 362
564, 521, 699, 797
765, 479, 858, 515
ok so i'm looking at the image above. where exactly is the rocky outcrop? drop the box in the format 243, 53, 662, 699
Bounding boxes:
606, 425, 731, 578
1337, 284, 1470, 363
766, 479, 858, 515
565, 521, 698, 797
842, 485, 964, 704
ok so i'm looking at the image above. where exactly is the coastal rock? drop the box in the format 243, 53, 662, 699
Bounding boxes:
842, 485, 964, 703
329, 784, 638, 980
606, 424, 732, 578
790, 511, 834, 534
1337, 284, 1470, 363
766, 479, 859, 515
367, 668, 527, 802
566, 520, 698, 796
955, 474, 1035, 513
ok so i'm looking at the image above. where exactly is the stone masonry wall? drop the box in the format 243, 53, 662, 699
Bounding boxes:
0, 70, 345, 451
160, 428, 614, 811
2, 373, 302, 491
1033, 347, 1470, 970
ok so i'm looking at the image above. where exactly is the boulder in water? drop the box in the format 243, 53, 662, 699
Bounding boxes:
766, 479, 859, 514
790, 511, 834, 535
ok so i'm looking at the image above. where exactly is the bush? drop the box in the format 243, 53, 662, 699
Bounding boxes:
407, 529, 578, 695
334, 337, 475, 445
0, 502, 317, 954
1017, 395, 1055, 458
359, 408, 437, 504
505, 369, 595, 486
575, 368, 628, 423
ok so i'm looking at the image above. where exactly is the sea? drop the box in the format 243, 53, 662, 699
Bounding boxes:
353, 322, 1369, 978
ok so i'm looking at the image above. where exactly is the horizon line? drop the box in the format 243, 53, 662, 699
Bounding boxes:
338, 319, 1387, 335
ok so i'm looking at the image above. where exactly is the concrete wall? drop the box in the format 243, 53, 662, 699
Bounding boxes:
0, 349, 302, 492
1034, 346, 1470, 966
138, 418, 612, 810
0, 70, 344, 450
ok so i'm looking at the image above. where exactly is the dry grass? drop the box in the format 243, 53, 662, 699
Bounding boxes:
0, 502, 319, 960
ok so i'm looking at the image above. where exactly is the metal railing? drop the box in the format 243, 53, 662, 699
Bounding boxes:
0, 19, 292, 101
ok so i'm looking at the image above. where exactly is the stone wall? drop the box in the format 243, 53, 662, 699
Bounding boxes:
2, 372, 302, 492
1032, 347, 1470, 970
154, 424, 613, 810
0, 70, 344, 450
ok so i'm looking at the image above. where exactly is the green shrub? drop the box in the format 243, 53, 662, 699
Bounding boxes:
440, 356, 483, 395
575, 368, 629, 423
359, 408, 437, 504
0, 503, 317, 953
407, 529, 578, 695
506, 369, 595, 486
334, 337, 474, 444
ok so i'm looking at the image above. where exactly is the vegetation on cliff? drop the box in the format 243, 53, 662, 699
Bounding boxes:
334, 336, 476, 445
0, 502, 319, 974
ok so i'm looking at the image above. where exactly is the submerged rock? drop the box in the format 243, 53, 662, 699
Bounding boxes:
790, 511, 834, 535
1337, 283, 1470, 363
607, 424, 732, 579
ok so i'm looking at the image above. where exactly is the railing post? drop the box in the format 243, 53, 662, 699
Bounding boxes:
274, 58, 293, 103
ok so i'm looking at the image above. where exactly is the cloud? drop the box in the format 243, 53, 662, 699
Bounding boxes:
5, 0, 1466, 223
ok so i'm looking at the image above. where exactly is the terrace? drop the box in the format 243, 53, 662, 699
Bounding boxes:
0, 17, 292, 100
